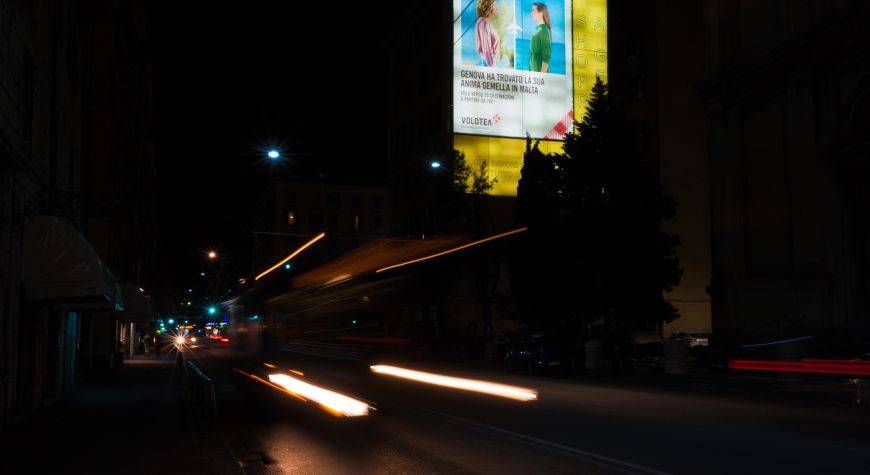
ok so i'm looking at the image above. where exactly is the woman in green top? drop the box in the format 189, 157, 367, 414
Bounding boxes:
530, 2, 552, 73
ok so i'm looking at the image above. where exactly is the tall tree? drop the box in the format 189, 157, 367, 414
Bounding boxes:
512, 78, 682, 332
510, 140, 565, 330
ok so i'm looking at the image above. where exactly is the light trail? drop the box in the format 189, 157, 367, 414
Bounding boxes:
268, 373, 371, 417
375, 227, 528, 273
728, 358, 870, 376
370, 365, 538, 402
233, 368, 306, 402
255, 232, 326, 280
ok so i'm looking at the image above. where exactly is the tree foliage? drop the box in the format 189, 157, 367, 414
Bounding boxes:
512, 78, 682, 330
470, 160, 498, 195
451, 149, 472, 195
452, 150, 498, 196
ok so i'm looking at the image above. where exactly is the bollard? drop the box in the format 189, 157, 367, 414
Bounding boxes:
663, 340, 689, 375
584, 339, 605, 370
186, 361, 217, 432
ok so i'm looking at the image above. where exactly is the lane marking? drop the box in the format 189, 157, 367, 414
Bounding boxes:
403, 403, 672, 475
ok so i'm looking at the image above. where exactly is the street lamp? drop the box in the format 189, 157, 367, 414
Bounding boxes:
207, 250, 217, 259
267, 149, 280, 160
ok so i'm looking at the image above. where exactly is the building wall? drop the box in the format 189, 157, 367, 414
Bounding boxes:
0, 0, 80, 431
699, 0, 870, 349
385, 2, 453, 237
566, 0, 713, 337
644, 0, 712, 336
0, 0, 157, 432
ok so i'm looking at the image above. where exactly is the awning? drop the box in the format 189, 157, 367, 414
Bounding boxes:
119, 283, 154, 323
21, 215, 123, 310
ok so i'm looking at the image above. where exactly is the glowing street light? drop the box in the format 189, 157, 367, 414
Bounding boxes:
207, 250, 217, 259
208, 306, 217, 315
430, 161, 441, 169
267, 149, 280, 160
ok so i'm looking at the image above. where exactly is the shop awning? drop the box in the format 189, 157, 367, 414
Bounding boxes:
21, 215, 123, 309
119, 283, 154, 323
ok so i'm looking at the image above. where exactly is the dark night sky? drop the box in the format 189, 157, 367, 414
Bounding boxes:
147, 1, 410, 292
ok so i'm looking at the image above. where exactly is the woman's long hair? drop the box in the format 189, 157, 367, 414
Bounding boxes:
532, 2, 551, 33
477, 0, 496, 17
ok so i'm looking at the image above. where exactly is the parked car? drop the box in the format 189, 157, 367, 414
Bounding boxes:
669, 332, 710, 347
504, 334, 568, 374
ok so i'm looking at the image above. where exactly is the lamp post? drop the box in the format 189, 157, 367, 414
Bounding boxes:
388, 157, 450, 237
200, 247, 228, 320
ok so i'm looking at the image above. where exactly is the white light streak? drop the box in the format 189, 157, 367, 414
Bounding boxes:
268, 373, 370, 417
370, 365, 538, 402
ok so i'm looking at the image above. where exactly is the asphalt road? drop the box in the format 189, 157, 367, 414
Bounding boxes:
184, 344, 870, 475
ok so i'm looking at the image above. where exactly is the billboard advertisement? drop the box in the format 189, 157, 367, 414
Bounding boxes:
453, 0, 607, 196
453, 0, 574, 139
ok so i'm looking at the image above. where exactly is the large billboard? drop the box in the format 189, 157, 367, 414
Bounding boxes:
453, 0, 607, 196
454, 0, 574, 139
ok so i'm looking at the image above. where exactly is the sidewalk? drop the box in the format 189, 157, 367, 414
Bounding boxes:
0, 354, 242, 475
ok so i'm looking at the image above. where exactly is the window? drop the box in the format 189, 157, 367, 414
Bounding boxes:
373, 216, 382, 230
327, 193, 341, 206
354, 215, 361, 230
287, 192, 297, 203
309, 213, 323, 226
287, 211, 296, 226
328, 214, 338, 228
352, 195, 360, 207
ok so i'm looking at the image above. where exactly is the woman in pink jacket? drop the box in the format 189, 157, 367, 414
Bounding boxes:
475, 0, 500, 67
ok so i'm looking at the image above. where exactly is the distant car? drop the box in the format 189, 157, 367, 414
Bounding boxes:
504, 334, 567, 374
669, 332, 710, 347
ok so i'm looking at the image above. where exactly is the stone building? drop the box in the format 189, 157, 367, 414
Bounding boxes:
0, 0, 157, 431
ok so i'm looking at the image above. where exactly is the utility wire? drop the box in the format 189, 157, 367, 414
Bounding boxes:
249, 230, 434, 242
